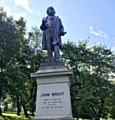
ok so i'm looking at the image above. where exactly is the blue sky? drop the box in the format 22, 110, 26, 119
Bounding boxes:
1, 0, 115, 51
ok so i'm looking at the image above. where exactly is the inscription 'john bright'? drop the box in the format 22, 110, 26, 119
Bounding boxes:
52, 92, 64, 96
40, 92, 65, 97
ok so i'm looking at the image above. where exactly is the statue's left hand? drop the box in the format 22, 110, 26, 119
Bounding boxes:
60, 32, 67, 36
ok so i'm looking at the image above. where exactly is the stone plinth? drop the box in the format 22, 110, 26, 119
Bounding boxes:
30, 62, 74, 120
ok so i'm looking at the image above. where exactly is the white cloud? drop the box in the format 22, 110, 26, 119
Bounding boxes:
89, 26, 109, 39
4, 6, 11, 16
96, 42, 101, 46
14, 12, 27, 20
14, 0, 33, 13
3, 5, 27, 20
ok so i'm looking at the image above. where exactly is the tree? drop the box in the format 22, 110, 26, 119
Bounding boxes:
0, 7, 20, 115
108, 80, 115, 118
61, 40, 115, 120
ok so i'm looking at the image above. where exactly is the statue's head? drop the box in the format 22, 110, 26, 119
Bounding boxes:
46, 6, 56, 16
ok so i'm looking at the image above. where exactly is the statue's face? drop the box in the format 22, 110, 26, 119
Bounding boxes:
47, 7, 55, 16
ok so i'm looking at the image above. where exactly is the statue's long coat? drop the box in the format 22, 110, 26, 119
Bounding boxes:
40, 16, 65, 50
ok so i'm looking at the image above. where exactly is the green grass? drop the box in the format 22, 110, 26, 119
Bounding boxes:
0, 112, 33, 120
0, 113, 115, 120
74, 118, 114, 120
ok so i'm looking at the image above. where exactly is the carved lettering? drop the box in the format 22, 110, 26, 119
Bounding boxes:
52, 92, 64, 96
40, 93, 50, 97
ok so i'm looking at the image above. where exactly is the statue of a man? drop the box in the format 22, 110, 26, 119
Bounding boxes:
40, 6, 66, 62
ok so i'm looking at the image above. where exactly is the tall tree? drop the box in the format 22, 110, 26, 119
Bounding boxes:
0, 7, 20, 115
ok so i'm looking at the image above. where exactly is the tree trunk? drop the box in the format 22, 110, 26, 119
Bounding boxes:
0, 107, 2, 115
4, 106, 8, 112
0, 84, 2, 115
97, 98, 104, 120
17, 98, 21, 116
31, 109, 35, 116
22, 104, 28, 117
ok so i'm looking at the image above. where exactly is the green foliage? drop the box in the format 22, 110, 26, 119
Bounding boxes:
0, 7, 21, 115
61, 40, 115, 119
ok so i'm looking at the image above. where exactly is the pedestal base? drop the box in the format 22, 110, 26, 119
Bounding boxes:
31, 62, 74, 120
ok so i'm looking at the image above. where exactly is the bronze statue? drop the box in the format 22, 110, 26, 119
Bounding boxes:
40, 6, 66, 62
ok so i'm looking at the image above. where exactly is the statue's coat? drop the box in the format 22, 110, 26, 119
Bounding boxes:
40, 16, 64, 51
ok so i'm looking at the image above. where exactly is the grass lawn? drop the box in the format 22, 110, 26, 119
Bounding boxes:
0, 112, 33, 120
0, 113, 114, 120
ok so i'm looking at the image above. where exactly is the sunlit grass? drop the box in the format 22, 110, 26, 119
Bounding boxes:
0, 112, 33, 120
3, 112, 20, 117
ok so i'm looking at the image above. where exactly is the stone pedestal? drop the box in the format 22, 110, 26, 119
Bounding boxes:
30, 62, 74, 120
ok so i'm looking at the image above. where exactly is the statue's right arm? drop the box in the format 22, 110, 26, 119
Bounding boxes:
40, 17, 47, 31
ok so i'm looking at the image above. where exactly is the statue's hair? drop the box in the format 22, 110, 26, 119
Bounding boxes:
46, 6, 56, 15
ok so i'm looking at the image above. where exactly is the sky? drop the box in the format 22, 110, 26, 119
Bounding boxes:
1, 0, 115, 52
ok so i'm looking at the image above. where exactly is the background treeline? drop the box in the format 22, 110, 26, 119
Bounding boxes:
0, 7, 115, 120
